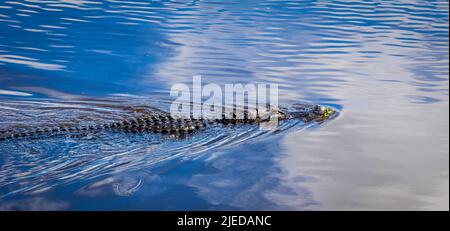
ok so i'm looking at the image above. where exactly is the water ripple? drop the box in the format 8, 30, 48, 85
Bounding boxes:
0, 97, 322, 199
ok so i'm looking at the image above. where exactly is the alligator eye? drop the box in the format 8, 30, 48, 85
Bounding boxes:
320, 106, 327, 114
312, 105, 322, 114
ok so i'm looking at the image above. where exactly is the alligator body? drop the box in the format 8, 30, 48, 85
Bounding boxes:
0, 104, 335, 140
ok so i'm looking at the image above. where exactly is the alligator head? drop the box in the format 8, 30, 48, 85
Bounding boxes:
284, 104, 336, 122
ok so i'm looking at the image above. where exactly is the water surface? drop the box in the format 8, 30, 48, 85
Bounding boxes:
0, 0, 448, 210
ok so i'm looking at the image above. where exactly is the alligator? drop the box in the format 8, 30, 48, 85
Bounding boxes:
0, 104, 336, 141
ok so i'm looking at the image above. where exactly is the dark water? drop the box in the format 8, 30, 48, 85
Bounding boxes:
0, 0, 448, 210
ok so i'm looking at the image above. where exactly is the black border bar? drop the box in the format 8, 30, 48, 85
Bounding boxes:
0, 211, 448, 229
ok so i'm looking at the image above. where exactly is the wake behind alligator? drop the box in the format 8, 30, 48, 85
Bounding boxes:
0, 103, 336, 141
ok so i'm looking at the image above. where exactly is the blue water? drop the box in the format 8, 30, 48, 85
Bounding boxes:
0, 0, 448, 210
